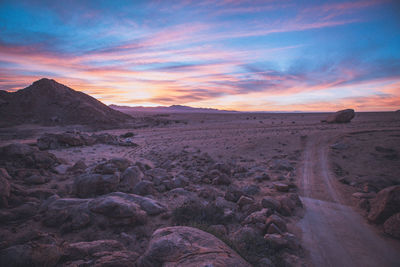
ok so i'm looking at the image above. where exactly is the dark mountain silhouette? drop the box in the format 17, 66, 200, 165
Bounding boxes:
0, 78, 131, 127
109, 104, 237, 114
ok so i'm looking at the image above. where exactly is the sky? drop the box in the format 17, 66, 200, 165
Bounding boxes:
0, 0, 399, 111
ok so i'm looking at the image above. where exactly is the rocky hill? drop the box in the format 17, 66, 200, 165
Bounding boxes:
0, 78, 132, 127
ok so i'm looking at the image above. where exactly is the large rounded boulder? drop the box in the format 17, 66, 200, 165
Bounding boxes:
326, 109, 355, 123
368, 185, 400, 224
137, 226, 251, 267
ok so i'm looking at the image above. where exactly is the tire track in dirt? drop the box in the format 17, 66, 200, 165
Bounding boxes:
298, 133, 400, 267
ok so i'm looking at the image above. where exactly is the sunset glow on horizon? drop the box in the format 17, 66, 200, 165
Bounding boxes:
1, 0, 399, 112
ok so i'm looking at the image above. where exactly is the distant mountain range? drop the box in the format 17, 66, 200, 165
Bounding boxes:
0, 78, 132, 127
109, 104, 237, 114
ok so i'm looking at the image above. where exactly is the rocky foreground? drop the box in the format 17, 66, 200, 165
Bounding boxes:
0, 131, 305, 266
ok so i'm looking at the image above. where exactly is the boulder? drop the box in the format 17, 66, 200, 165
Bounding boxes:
261, 197, 281, 211
74, 173, 120, 198
118, 166, 143, 193
0, 168, 11, 207
225, 185, 244, 202
266, 214, 287, 233
66, 160, 87, 174
88, 195, 147, 225
368, 185, 400, 224
0, 143, 59, 169
65, 240, 125, 261
37, 132, 86, 150
41, 198, 91, 230
383, 213, 400, 239
101, 192, 166, 216
237, 195, 254, 208
133, 181, 155, 196
0, 242, 62, 267
326, 109, 355, 123
137, 226, 251, 267
94, 158, 132, 175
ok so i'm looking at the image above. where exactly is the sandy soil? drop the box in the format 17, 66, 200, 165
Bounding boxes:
1, 111, 400, 266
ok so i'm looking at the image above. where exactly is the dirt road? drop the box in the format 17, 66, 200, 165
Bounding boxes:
298, 133, 400, 267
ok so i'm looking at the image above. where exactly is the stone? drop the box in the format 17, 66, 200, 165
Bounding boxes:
225, 185, 244, 202
237, 195, 254, 208
0, 143, 59, 169
118, 166, 143, 193
37, 132, 86, 150
67, 160, 87, 174
261, 197, 281, 211
94, 158, 132, 174
74, 173, 120, 198
266, 214, 287, 233
105, 192, 166, 216
242, 184, 260, 196
326, 109, 355, 123
368, 185, 400, 224
137, 226, 251, 266
133, 180, 155, 196
0, 242, 62, 267
383, 213, 400, 239
65, 240, 125, 261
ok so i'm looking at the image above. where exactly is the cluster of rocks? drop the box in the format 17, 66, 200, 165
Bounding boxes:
355, 185, 400, 239
0, 139, 304, 266
37, 131, 137, 150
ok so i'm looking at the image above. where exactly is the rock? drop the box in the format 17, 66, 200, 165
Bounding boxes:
67, 160, 87, 174
330, 142, 348, 150
41, 198, 91, 230
211, 172, 231, 186
266, 214, 287, 233
137, 226, 251, 266
326, 109, 355, 123
37, 132, 86, 150
133, 180, 155, 196
257, 257, 274, 267
0, 168, 11, 207
225, 185, 244, 202
212, 163, 231, 175
231, 226, 269, 263
254, 173, 270, 182
54, 164, 69, 174
266, 223, 282, 234
383, 213, 400, 239
261, 197, 281, 211
105, 192, 166, 216
94, 158, 132, 174
0, 202, 39, 223
269, 159, 293, 171
273, 182, 290, 192
0, 143, 59, 169
88, 195, 147, 225
118, 166, 143, 193
237, 195, 254, 208
0, 242, 62, 267
242, 208, 272, 232
65, 240, 125, 261
242, 184, 260, 196
264, 233, 300, 251
278, 194, 302, 216
74, 173, 120, 198
368, 185, 400, 224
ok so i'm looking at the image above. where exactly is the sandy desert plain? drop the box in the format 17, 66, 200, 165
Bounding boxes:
1, 85, 400, 266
